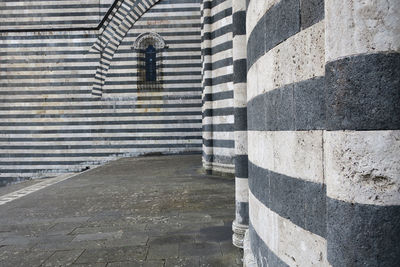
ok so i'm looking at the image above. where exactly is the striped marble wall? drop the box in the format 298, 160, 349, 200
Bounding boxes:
0, 0, 114, 31
201, 0, 235, 175
0, 0, 202, 186
246, 0, 399, 266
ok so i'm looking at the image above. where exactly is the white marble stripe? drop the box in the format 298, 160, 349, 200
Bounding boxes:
236, 177, 249, 202
248, 130, 324, 184
233, 35, 246, 61
233, 82, 246, 107
247, 20, 325, 101
325, 0, 400, 62
324, 130, 400, 206
235, 130, 247, 155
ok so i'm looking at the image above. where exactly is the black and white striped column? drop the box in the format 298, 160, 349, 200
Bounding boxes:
231, 0, 248, 248
325, 1, 400, 265
200, 0, 235, 175
200, 0, 214, 174
246, 0, 328, 265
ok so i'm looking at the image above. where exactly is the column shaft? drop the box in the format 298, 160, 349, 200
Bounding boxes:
232, 0, 249, 248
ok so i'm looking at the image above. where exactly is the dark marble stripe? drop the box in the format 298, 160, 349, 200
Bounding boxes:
203, 139, 234, 148
0, 119, 201, 127
0, 4, 107, 11
104, 78, 202, 86
233, 58, 247, 84
0, 160, 86, 166
1, 20, 100, 27
202, 107, 234, 118
48, 95, 194, 102
150, 7, 199, 13
300, 0, 324, 29
0, 41, 93, 48
202, 0, 228, 10
2, 71, 199, 80
249, 222, 289, 267
0, 103, 201, 111
202, 57, 233, 71
132, 23, 201, 30
0, 151, 201, 159
202, 123, 234, 132
235, 155, 248, 178
202, 7, 232, 25
236, 201, 249, 225
326, 52, 400, 131
201, 40, 232, 56
327, 197, 400, 267
0, 87, 201, 96
248, 52, 400, 131
0, 12, 106, 19
158, 0, 201, 3
0, 34, 96, 40
202, 153, 234, 165
247, 76, 325, 131
1, 135, 202, 143
139, 15, 200, 21
233, 10, 246, 36
234, 107, 247, 131
1, 55, 201, 64
201, 24, 231, 41
0, 128, 201, 135
0, 143, 201, 151
203, 90, 233, 102
249, 161, 326, 238
0, 111, 202, 119
203, 73, 232, 87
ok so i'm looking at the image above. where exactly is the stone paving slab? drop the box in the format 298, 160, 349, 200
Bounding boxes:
0, 155, 242, 266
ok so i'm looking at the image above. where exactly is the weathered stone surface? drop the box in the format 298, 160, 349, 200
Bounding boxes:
325, 0, 400, 62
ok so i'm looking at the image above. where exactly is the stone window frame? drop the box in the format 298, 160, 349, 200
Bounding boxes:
132, 32, 166, 90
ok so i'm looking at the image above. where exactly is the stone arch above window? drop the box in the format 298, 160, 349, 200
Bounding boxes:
133, 32, 166, 50
133, 32, 166, 90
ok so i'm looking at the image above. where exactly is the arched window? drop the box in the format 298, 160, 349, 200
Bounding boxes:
145, 45, 156, 82
133, 32, 166, 90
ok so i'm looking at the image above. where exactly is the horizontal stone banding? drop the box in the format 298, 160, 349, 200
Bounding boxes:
247, 0, 325, 71
248, 52, 400, 131
249, 161, 326, 238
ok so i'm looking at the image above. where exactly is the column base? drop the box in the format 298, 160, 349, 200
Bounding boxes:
232, 220, 248, 248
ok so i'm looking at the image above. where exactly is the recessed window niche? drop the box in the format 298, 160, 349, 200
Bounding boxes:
133, 32, 166, 90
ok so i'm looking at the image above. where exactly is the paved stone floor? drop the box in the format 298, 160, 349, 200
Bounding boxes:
0, 155, 242, 266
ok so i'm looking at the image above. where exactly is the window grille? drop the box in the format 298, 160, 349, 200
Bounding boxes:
133, 32, 166, 90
